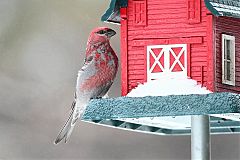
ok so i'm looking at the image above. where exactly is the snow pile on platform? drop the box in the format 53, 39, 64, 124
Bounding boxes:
122, 78, 212, 129
127, 77, 211, 97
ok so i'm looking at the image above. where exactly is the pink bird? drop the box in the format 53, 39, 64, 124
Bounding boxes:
54, 27, 118, 144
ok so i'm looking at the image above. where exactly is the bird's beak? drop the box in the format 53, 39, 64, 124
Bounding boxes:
106, 29, 116, 38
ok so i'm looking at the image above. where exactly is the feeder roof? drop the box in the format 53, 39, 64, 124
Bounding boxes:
82, 92, 240, 135
205, 0, 240, 18
101, 0, 127, 24
102, 0, 240, 24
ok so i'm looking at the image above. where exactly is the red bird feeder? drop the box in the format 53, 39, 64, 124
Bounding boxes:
102, 0, 240, 96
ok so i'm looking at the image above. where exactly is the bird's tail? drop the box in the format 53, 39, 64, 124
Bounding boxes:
54, 100, 80, 145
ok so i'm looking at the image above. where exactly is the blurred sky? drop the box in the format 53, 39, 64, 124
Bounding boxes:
0, 0, 239, 159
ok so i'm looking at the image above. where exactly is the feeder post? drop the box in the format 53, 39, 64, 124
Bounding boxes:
191, 115, 211, 160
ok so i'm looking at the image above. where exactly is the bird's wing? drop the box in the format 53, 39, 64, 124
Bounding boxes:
55, 55, 93, 144
54, 56, 95, 144
94, 81, 113, 98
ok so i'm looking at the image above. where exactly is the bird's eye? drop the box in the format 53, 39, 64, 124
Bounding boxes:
96, 30, 106, 35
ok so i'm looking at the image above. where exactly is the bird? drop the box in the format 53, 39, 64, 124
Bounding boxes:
54, 27, 118, 144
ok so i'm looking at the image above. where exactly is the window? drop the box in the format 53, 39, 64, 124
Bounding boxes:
133, 0, 147, 26
222, 34, 235, 86
187, 0, 201, 24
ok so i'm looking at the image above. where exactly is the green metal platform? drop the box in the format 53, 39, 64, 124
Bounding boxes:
82, 92, 240, 135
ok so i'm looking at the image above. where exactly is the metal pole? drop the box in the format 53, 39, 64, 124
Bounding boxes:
191, 115, 211, 160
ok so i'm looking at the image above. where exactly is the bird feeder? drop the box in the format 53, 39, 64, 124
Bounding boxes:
82, 1, 240, 159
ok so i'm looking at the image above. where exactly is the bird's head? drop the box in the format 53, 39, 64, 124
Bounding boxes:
87, 27, 116, 45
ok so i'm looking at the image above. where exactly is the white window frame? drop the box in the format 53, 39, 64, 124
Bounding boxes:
146, 44, 187, 81
222, 34, 235, 86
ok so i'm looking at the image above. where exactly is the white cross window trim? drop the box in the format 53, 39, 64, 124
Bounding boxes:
169, 48, 185, 72
149, 49, 165, 73
147, 44, 187, 81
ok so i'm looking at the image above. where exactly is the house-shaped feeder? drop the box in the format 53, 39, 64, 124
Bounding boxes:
102, 0, 240, 95
82, 0, 240, 159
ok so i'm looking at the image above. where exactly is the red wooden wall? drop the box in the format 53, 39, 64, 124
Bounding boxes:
214, 16, 240, 93
121, 0, 214, 95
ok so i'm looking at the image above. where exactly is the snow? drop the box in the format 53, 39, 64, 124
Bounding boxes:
127, 77, 211, 97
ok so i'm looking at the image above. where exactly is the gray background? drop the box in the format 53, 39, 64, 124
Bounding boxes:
0, 0, 239, 159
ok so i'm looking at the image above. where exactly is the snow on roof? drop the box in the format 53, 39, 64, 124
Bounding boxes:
121, 78, 212, 129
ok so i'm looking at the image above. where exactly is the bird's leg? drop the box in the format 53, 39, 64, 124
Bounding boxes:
96, 97, 102, 99
90, 97, 102, 100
